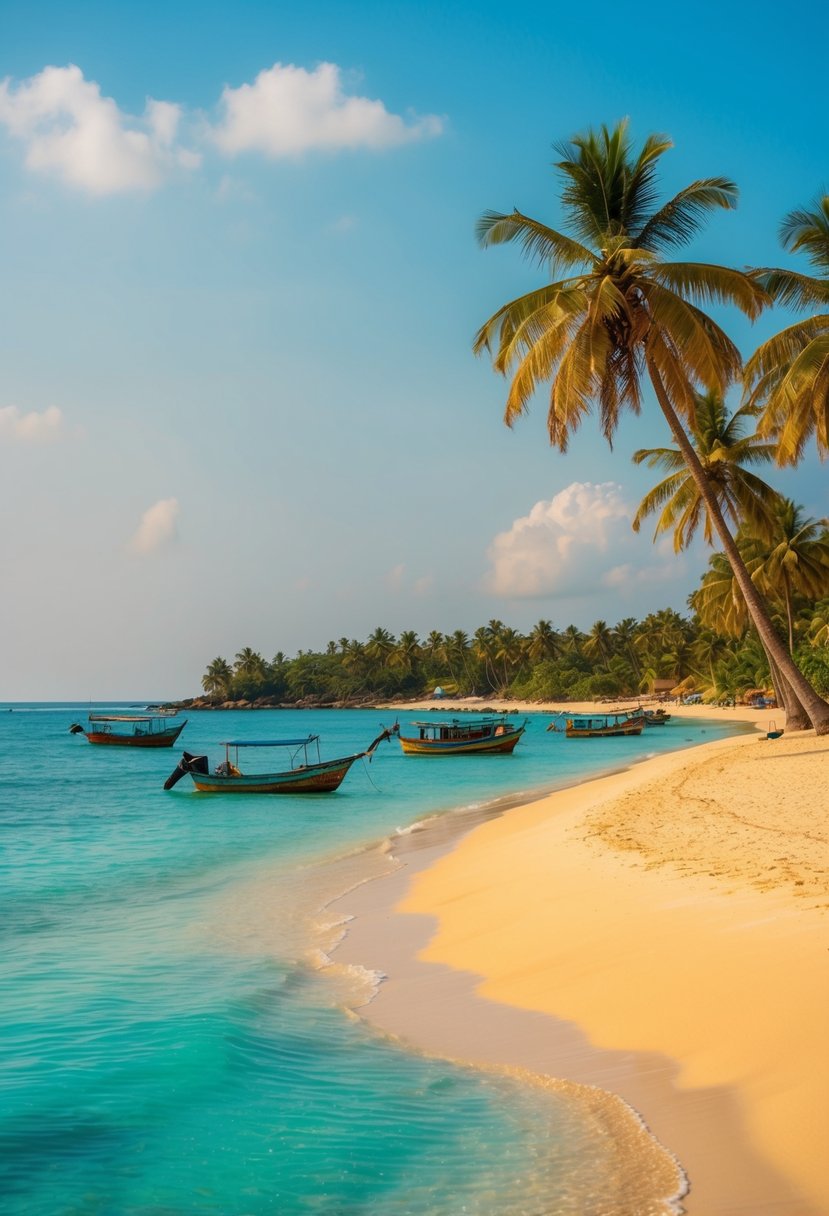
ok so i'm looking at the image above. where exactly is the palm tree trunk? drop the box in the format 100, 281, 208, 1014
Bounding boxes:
647, 360, 827, 734
782, 573, 794, 655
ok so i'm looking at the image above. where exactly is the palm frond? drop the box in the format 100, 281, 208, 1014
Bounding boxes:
474, 210, 596, 272
650, 262, 768, 321
644, 282, 743, 392
635, 179, 739, 252
751, 267, 829, 310
472, 279, 585, 357
779, 196, 829, 274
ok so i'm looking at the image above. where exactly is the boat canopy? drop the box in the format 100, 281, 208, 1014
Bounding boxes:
89, 714, 176, 723
219, 736, 319, 748
410, 717, 510, 728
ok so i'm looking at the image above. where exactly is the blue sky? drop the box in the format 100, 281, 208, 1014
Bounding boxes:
0, 0, 826, 698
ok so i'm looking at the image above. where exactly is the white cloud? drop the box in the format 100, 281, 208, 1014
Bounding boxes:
484, 481, 669, 599
212, 62, 443, 157
386, 563, 406, 591
131, 497, 180, 555
413, 574, 434, 596
0, 64, 200, 194
0, 404, 62, 441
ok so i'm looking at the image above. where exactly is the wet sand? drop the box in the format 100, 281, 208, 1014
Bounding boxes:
327, 709, 828, 1215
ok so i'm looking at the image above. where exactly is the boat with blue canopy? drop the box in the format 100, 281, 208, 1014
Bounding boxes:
163, 726, 396, 793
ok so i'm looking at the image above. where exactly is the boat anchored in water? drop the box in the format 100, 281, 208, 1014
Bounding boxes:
397, 716, 526, 755
564, 709, 645, 738
69, 713, 187, 748
163, 726, 396, 794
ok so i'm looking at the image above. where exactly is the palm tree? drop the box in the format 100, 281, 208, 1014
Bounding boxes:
234, 647, 266, 680
202, 656, 232, 701
494, 625, 525, 688
752, 500, 829, 653
390, 630, 422, 677
560, 624, 585, 655
612, 617, 642, 679
583, 620, 614, 665
745, 195, 829, 464
631, 392, 779, 550
474, 120, 828, 732
526, 619, 560, 662
365, 627, 396, 667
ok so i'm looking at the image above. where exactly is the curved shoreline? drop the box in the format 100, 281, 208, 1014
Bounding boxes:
325, 710, 828, 1215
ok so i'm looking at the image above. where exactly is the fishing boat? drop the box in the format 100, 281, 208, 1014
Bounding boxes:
397, 716, 526, 756
69, 713, 187, 748
643, 708, 672, 726
163, 726, 396, 794
564, 710, 644, 738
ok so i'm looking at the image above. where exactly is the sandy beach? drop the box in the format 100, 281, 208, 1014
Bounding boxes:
329, 703, 829, 1215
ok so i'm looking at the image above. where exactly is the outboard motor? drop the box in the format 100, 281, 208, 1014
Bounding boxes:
163, 751, 209, 790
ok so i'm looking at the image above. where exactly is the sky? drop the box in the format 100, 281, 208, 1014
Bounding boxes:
0, 0, 826, 699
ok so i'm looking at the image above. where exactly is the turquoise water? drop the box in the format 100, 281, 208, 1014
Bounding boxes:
0, 704, 743, 1215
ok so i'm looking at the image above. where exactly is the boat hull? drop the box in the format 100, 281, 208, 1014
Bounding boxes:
85, 721, 187, 748
190, 753, 361, 793
398, 727, 524, 755
565, 718, 644, 738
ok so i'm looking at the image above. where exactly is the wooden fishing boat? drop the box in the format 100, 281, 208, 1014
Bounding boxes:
564, 710, 645, 738
163, 727, 396, 794
397, 716, 526, 756
643, 708, 672, 726
70, 713, 187, 748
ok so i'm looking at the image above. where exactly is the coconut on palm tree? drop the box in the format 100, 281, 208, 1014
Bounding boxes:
474, 120, 828, 732
632, 392, 779, 550
745, 195, 829, 464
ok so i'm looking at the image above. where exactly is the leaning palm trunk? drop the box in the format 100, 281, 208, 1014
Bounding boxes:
648, 360, 824, 731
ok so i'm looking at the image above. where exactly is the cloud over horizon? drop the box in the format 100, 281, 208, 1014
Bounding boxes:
0, 404, 63, 441
484, 481, 679, 600
130, 497, 180, 555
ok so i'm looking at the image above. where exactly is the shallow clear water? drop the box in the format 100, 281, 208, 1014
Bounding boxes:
0, 703, 743, 1215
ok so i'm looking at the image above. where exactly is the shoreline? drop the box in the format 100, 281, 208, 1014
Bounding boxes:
325, 709, 828, 1215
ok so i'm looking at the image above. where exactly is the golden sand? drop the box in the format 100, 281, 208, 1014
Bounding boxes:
330, 704, 828, 1213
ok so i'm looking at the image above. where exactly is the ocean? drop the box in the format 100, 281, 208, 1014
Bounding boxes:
0, 703, 744, 1215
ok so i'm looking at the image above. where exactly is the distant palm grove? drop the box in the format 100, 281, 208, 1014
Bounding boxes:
196, 519, 829, 706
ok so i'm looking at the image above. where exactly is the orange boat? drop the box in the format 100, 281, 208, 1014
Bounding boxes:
70, 713, 187, 748
397, 716, 525, 755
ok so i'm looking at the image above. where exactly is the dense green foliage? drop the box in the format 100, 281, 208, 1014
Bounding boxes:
196, 547, 829, 707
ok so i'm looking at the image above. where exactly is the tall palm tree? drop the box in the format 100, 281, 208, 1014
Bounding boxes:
560, 624, 585, 655
631, 392, 779, 550
583, 620, 614, 665
494, 626, 525, 688
234, 647, 266, 680
526, 619, 560, 662
745, 195, 829, 464
612, 617, 642, 679
752, 500, 829, 653
365, 627, 396, 667
474, 120, 828, 732
202, 656, 233, 700
390, 630, 422, 677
